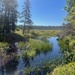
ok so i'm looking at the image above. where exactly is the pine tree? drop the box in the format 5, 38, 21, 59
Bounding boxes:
0, 0, 5, 35
0, 0, 18, 35
21, 0, 33, 34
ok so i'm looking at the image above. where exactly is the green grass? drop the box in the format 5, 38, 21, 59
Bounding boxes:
22, 39, 52, 59
49, 62, 75, 75
31, 30, 61, 37
15, 29, 61, 38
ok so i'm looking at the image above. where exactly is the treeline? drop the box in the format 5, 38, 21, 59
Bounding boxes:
17, 25, 63, 30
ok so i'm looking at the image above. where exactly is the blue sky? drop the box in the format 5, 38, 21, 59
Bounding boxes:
18, 0, 67, 26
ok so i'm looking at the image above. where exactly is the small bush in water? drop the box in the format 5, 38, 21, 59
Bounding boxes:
22, 39, 52, 59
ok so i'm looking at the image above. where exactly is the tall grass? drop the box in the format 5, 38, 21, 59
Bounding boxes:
22, 39, 52, 59
15, 29, 61, 38
31, 30, 61, 37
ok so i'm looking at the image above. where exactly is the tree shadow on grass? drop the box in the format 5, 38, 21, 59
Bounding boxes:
4, 33, 28, 43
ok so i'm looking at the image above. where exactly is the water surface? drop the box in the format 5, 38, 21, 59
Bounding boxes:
0, 37, 62, 75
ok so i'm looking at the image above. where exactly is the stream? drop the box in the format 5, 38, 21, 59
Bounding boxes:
0, 37, 62, 75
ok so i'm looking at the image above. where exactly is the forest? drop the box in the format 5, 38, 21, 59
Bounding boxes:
0, 0, 75, 75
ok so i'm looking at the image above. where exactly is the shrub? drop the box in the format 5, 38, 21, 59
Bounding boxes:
58, 35, 75, 63
22, 39, 52, 59
50, 62, 75, 75
25, 67, 32, 75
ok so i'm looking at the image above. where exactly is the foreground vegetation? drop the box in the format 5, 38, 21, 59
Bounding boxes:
48, 62, 75, 75
16, 59, 61, 75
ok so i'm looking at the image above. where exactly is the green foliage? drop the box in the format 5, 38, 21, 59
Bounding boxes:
0, 42, 9, 48
0, 42, 9, 55
15, 29, 61, 39
18, 42, 25, 49
65, 0, 75, 24
28, 39, 52, 53
25, 67, 32, 75
33, 66, 41, 75
31, 30, 61, 37
50, 62, 75, 75
16, 28, 20, 31
42, 61, 56, 73
15, 54, 20, 60
30, 31, 39, 38
23, 59, 60, 75
21, 0, 33, 34
64, 0, 75, 35
0, 0, 18, 35
22, 39, 52, 59
58, 35, 75, 63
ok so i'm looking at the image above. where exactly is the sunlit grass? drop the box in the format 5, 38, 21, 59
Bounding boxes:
15, 29, 61, 38
49, 62, 75, 75
31, 29, 61, 37
22, 39, 52, 59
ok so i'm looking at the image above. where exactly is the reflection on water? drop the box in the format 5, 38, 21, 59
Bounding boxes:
0, 37, 62, 75
0, 59, 19, 75
29, 37, 62, 67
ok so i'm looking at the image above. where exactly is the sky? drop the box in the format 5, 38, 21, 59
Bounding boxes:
18, 0, 67, 26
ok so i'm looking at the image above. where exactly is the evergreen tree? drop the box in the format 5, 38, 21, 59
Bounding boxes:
0, 0, 18, 35
0, 0, 5, 35
21, 0, 33, 34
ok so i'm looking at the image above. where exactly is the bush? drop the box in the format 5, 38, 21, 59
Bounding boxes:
58, 35, 75, 63
22, 39, 52, 59
50, 62, 75, 75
